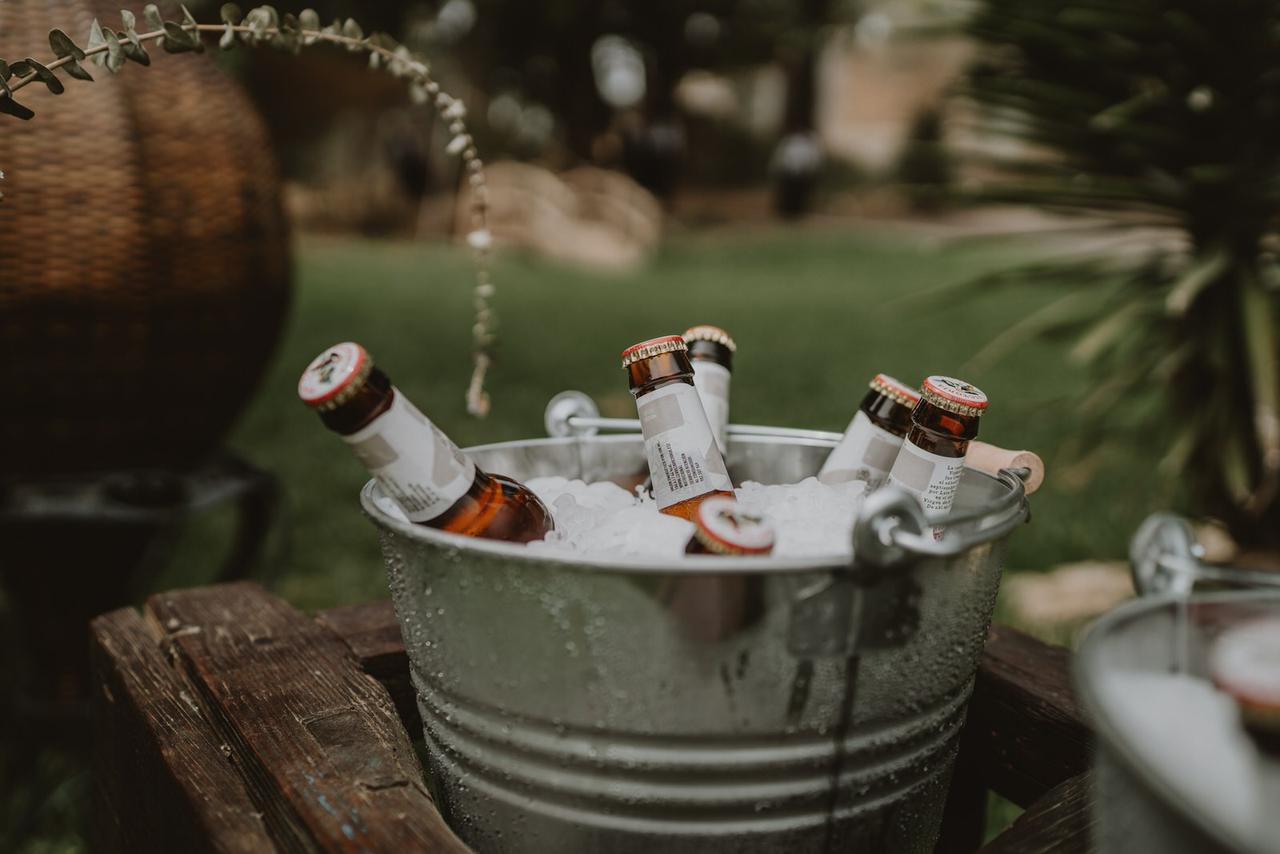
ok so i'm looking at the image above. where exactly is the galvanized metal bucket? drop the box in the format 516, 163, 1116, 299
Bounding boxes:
1077, 515, 1280, 854
362, 422, 1029, 853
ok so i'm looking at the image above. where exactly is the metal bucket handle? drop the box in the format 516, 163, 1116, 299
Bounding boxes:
1129, 513, 1280, 597
543, 390, 1030, 569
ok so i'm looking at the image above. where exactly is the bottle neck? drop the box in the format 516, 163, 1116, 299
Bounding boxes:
319, 366, 395, 435
860, 388, 915, 438
907, 399, 980, 457
628, 351, 696, 397
687, 339, 733, 372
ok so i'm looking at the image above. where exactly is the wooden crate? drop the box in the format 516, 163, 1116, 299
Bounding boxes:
90, 582, 1092, 852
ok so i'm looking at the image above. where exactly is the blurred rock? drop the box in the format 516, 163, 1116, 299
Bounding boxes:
457, 161, 663, 270
1003, 561, 1135, 630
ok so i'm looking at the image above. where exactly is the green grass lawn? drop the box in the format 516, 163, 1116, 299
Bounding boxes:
153, 226, 1177, 611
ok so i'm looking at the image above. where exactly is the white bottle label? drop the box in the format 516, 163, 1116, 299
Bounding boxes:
691, 360, 732, 454
636, 382, 734, 510
342, 387, 476, 522
818, 410, 904, 488
887, 440, 966, 538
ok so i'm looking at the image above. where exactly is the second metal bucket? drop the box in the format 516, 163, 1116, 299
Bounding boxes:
363, 432, 1028, 853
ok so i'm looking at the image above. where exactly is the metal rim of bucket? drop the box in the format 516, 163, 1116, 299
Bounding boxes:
1075, 589, 1280, 853
359, 432, 1030, 575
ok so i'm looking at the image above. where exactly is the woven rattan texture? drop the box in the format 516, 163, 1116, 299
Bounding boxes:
0, 0, 291, 477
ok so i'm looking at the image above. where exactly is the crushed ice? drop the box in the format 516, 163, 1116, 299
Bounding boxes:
371, 475, 868, 559
525, 475, 867, 560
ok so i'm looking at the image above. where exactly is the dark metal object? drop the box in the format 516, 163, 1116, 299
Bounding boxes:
1, 455, 278, 718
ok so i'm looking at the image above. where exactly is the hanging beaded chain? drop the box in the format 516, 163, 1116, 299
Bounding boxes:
0, 8, 500, 417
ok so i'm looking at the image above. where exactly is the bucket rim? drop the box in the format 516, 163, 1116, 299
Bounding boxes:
1074, 589, 1280, 853
359, 434, 1026, 576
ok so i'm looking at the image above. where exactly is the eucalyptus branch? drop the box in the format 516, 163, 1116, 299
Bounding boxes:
0, 5, 497, 418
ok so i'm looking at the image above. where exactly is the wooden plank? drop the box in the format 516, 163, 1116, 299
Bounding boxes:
90, 607, 273, 852
979, 772, 1095, 854
315, 600, 419, 735
146, 582, 470, 854
965, 625, 1091, 808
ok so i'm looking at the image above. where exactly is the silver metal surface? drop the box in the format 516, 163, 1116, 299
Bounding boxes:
363, 432, 1029, 854
1077, 591, 1280, 854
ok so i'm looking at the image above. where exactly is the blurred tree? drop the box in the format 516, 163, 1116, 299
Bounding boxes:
894, 104, 952, 212
963, 0, 1280, 547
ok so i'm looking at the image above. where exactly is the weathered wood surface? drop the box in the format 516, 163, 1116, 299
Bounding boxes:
92, 581, 469, 853
91, 606, 274, 852
963, 624, 1092, 808
979, 773, 1095, 854
315, 600, 419, 735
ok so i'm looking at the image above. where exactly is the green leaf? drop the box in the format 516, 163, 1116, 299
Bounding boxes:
299, 8, 319, 30
342, 18, 363, 48
964, 289, 1099, 372
50, 29, 93, 81
86, 19, 108, 67
1070, 300, 1144, 365
144, 5, 164, 31
118, 12, 150, 65
1240, 273, 1280, 483
120, 10, 137, 33
0, 95, 35, 120
0, 59, 9, 82
1165, 248, 1229, 316
162, 21, 200, 54
8, 60, 34, 78
49, 28, 86, 61
103, 29, 125, 72
219, 24, 236, 50
220, 3, 242, 25
24, 59, 65, 94
181, 5, 199, 29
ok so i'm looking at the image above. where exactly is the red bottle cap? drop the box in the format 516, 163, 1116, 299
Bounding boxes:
921, 376, 988, 415
298, 342, 372, 409
692, 497, 775, 556
621, 335, 688, 368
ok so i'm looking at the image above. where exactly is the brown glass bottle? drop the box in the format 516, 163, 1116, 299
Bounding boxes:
819, 373, 920, 487
298, 342, 553, 542
682, 325, 736, 455
623, 335, 734, 521
886, 375, 987, 533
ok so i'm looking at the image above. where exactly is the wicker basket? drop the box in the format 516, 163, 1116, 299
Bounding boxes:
0, 0, 291, 477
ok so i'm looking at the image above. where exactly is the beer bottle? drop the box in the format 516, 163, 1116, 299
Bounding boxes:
662, 496, 770, 641
682, 324, 736, 455
819, 373, 920, 488
623, 335, 734, 521
886, 375, 987, 536
684, 496, 775, 556
298, 342, 554, 542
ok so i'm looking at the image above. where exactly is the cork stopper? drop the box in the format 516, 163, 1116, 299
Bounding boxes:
921, 376, 988, 416
298, 342, 373, 412
692, 497, 775, 556
622, 335, 687, 368
870, 373, 921, 408
683, 325, 737, 353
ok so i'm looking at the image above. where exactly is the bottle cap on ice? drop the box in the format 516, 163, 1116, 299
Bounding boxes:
298, 342, 373, 411
622, 335, 688, 368
1211, 619, 1280, 741
921, 376, 988, 416
691, 497, 775, 556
